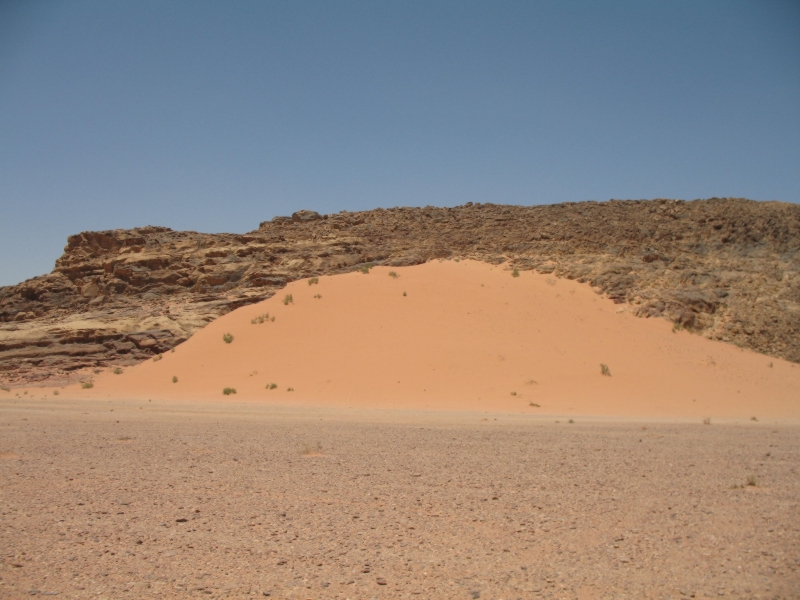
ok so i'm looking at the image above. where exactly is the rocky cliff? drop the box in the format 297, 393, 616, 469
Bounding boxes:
1, 198, 798, 385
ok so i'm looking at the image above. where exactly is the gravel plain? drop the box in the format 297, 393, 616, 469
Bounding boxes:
1, 398, 799, 599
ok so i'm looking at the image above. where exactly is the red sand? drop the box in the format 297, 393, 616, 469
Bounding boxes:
46, 260, 800, 418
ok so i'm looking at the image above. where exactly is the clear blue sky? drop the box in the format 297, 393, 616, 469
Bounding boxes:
1, 1, 798, 286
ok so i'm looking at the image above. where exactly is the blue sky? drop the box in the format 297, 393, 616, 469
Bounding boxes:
1, 1, 798, 286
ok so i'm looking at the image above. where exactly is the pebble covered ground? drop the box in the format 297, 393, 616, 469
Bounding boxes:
1, 399, 798, 599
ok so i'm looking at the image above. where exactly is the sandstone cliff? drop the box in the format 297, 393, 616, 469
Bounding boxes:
1, 198, 798, 384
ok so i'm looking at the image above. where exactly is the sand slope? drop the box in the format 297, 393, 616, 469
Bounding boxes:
60, 260, 799, 418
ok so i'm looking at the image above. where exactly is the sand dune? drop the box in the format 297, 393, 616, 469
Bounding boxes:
47, 260, 799, 418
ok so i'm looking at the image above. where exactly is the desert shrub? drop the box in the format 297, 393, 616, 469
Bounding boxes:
153, 354, 163, 362
172, 376, 178, 383
223, 333, 234, 344
308, 277, 319, 285
93, 369, 102, 375
747, 475, 758, 486
53, 390, 59, 395
0, 386, 9, 392
314, 294, 322, 299
300, 442, 323, 455
388, 271, 399, 278
358, 263, 374, 274
283, 294, 293, 305
267, 383, 277, 389
510, 391, 517, 396
703, 417, 711, 425
600, 364, 611, 376
568, 419, 575, 424
287, 387, 294, 392
223, 387, 236, 395
529, 402, 540, 407
512, 268, 520, 277
81, 381, 94, 389
113, 367, 123, 375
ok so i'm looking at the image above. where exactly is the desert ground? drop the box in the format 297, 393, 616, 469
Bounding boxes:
2, 260, 799, 599
1, 399, 799, 599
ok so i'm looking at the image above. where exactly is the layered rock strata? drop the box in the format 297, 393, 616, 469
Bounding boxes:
1, 198, 798, 384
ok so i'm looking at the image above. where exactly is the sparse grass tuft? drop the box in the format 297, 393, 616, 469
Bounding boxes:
251, 312, 271, 324
402, 291, 407, 296
512, 268, 520, 277
222, 333, 234, 344
300, 442, 323, 456
747, 475, 758, 487
308, 277, 319, 285
600, 363, 611, 376
703, 417, 711, 425
529, 402, 540, 407
751, 416, 758, 421
389, 271, 399, 278
81, 381, 94, 389
358, 263, 374, 274
153, 354, 163, 362
510, 391, 517, 396
287, 387, 294, 392
118, 436, 133, 441
113, 367, 123, 375
94, 369, 102, 375
0, 386, 9, 392
222, 387, 236, 395
768, 362, 773, 368
314, 294, 322, 299
267, 383, 277, 390
568, 419, 575, 424
172, 376, 178, 383
53, 390, 59, 395
282, 294, 294, 305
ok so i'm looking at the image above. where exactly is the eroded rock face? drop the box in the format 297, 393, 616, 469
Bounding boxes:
1, 198, 798, 384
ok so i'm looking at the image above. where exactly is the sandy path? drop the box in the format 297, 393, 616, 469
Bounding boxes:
1, 398, 798, 599
24, 259, 793, 419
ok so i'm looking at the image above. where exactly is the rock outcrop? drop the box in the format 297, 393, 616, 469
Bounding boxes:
1, 198, 798, 384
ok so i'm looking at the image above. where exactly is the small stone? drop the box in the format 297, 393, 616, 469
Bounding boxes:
376, 578, 387, 585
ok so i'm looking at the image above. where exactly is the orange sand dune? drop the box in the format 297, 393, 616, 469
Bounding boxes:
63, 260, 799, 418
